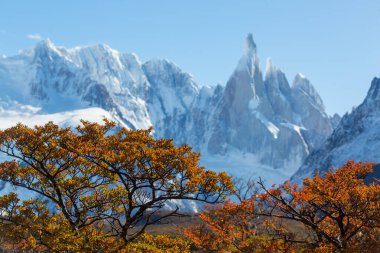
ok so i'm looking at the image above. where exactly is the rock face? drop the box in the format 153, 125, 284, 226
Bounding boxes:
206, 35, 333, 171
292, 77, 380, 180
0, 34, 334, 184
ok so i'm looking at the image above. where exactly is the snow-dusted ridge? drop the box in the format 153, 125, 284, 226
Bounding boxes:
292, 77, 380, 181
0, 34, 334, 188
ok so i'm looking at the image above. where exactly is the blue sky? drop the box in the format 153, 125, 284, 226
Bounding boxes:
1, 0, 379, 115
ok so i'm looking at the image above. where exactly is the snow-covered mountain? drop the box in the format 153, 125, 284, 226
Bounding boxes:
206, 37, 332, 166
0, 34, 334, 185
292, 77, 380, 180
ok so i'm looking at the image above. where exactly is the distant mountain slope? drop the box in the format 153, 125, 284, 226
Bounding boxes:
292, 77, 380, 180
0, 34, 333, 185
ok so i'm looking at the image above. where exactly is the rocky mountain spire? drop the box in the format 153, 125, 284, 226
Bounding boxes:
364, 77, 380, 105
207, 34, 333, 174
236, 33, 259, 76
244, 33, 257, 57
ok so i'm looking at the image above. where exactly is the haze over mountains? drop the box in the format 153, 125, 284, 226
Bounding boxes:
0, 34, 378, 187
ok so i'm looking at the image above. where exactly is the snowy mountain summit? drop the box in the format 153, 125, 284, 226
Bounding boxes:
293, 77, 380, 180
0, 34, 334, 184
201, 34, 334, 183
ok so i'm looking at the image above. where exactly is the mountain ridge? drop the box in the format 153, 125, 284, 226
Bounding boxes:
0, 34, 334, 185
292, 77, 380, 180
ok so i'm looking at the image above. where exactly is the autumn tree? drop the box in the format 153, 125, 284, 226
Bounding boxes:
0, 120, 233, 251
184, 178, 296, 253
185, 161, 380, 253
258, 161, 380, 252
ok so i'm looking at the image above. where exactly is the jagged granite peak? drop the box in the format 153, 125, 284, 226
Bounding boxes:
208, 35, 263, 155
207, 35, 333, 173
292, 77, 380, 181
244, 33, 257, 57
262, 59, 293, 121
292, 73, 325, 112
236, 34, 259, 77
290, 73, 333, 150
265, 58, 287, 78
364, 77, 380, 106
265, 58, 289, 96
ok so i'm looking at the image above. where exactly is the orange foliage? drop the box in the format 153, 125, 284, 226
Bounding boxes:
0, 120, 233, 251
185, 161, 380, 252
259, 161, 380, 252
184, 198, 296, 252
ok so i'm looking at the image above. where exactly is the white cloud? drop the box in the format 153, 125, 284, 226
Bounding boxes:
27, 33, 42, 41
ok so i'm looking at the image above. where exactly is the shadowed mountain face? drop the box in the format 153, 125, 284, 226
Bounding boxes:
293, 78, 380, 181
0, 34, 334, 185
